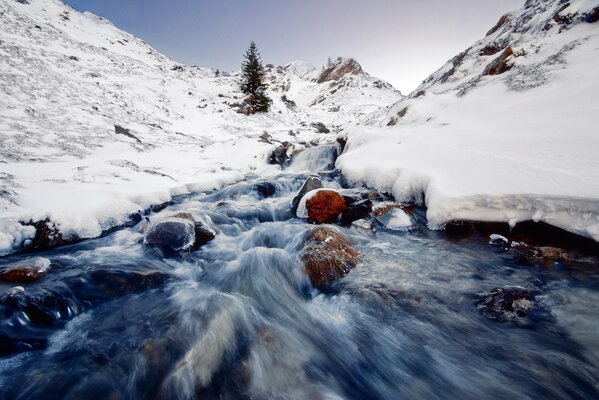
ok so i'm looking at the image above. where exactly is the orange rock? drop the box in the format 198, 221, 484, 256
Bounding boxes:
305, 190, 346, 224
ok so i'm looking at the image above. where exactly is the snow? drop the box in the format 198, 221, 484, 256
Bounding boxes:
0, 0, 400, 255
337, 0, 599, 240
385, 209, 413, 230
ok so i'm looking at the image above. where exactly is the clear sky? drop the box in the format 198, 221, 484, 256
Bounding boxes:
64, 0, 523, 94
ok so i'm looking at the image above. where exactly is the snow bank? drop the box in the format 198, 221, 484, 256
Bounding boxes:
338, 3, 599, 240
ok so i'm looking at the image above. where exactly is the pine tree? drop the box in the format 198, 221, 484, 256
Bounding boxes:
240, 41, 271, 113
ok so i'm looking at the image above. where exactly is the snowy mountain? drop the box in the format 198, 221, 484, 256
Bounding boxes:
0, 0, 400, 254
337, 0, 599, 240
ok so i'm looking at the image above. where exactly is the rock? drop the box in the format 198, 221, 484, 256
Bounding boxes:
114, 124, 142, 143
310, 122, 330, 134
236, 104, 252, 115
336, 136, 347, 155
537, 246, 569, 261
486, 13, 511, 36
169, 212, 216, 248
489, 234, 509, 247
0, 257, 51, 283
301, 227, 359, 288
268, 141, 295, 167
281, 95, 297, 110
372, 202, 414, 229
20, 219, 65, 251
258, 132, 272, 143
305, 190, 347, 224
475, 287, 535, 322
512, 242, 569, 263
252, 182, 276, 198
171, 65, 184, 72
144, 218, 196, 251
340, 199, 372, 225
482, 47, 513, 76
291, 177, 323, 215
317, 57, 364, 83
584, 6, 599, 23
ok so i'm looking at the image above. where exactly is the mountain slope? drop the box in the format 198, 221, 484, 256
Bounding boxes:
0, 0, 401, 255
337, 0, 599, 240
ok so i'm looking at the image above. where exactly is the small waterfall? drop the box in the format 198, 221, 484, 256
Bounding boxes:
287, 145, 337, 172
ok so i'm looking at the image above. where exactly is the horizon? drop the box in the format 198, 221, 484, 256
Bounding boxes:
63, 0, 523, 93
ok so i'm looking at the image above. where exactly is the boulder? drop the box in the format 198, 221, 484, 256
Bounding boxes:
144, 218, 196, 251
20, 219, 65, 251
304, 190, 346, 224
0, 257, 51, 283
317, 58, 364, 83
301, 227, 359, 288
340, 198, 372, 225
170, 212, 216, 248
291, 177, 323, 215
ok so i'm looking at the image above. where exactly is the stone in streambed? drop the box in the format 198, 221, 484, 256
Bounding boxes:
304, 190, 346, 224
301, 227, 358, 288
291, 177, 322, 215
0, 257, 51, 283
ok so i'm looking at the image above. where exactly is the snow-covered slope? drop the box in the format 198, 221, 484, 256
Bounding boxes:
0, 0, 400, 255
337, 0, 599, 240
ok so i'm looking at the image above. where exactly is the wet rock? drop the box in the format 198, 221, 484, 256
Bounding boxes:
336, 136, 347, 154
268, 141, 295, 167
310, 122, 330, 134
372, 202, 414, 229
475, 287, 535, 322
144, 218, 196, 251
513, 242, 569, 263
169, 212, 216, 249
483, 47, 514, 76
20, 218, 65, 251
252, 182, 277, 198
340, 199, 372, 226
489, 234, 509, 247
301, 227, 359, 288
0, 257, 51, 283
291, 177, 323, 215
305, 190, 347, 224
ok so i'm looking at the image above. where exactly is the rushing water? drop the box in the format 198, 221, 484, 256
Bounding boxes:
1, 146, 599, 399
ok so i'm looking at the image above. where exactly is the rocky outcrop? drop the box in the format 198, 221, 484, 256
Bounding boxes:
114, 125, 142, 143
268, 141, 295, 167
301, 227, 359, 288
310, 122, 330, 134
317, 58, 364, 83
482, 47, 514, 76
291, 177, 323, 215
305, 190, 347, 224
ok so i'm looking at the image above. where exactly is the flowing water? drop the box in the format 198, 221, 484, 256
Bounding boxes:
1, 146, 599, 399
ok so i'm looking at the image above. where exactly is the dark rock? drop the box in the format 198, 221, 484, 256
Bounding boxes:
268, 141, 295, 167
281, 95, 297, 110
336, 136, 347, 154
258, 132, 272, 143
291, 177, 323, 215
144, 218, 196, 251
114, 125, 141, 143
310, 122, 330, 134
21, 219, 65, 251
483, 47, 514, 76
340, 200, 372, 225
167, 212, 216, 249
584, 6, 599, 23
301, 227, 359, 288
171, 65, 184, 72
68, 55, 79, 61
252, 182, 276, 198
34, 24, 42, 29
0, 257, 51, 283
305, 190, 347, 224
475, 287, 535, 322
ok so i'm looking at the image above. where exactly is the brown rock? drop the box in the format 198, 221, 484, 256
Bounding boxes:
301, 227, 359, 288
483, 47, 514, 76
305, 190, 346, 223
0, 257, 51, 283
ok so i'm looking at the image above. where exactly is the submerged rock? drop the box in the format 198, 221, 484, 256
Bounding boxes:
0, 257, 51, 283
301, 227, 359, 288
252, 182, 277, 198
304, 190, 347, 224
291, 177, 322, 215
475, 287, 535, 322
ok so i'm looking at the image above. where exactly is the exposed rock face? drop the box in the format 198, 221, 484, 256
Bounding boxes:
114, 124, 141, 143
291, 177, 322, 215
310, 122, 330, 134
483, 47, 514, 76
305, 190, 347, 224
317, 58, 364, 83
301, 227, 359, 288
0, 257, 51, 282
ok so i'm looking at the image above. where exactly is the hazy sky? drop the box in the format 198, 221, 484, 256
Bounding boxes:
64, 0, 523, 93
